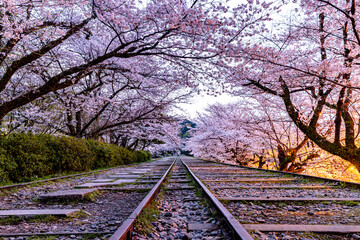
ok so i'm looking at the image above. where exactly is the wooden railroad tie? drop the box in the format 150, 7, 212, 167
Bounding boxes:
0, 209, 81, 217
75, 179, 136, 188
203, 178, 297, 183
219, 197, 360, 202
211, 185, 336, 189
39, 189, 97, 201
243, 224, 360, 233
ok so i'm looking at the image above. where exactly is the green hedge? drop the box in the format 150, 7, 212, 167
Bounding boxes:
0, 133, 151, 183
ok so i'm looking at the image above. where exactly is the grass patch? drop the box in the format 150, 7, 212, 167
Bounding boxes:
69, 210, 91, 219
334, 200, 360, 207
134, 203, 160, 234
0, 216, 24, 225
133, 169, 172, 235
27, 215, 60, 223
280, 173, 297, 178
0, 188, 19, 197
83, 190, 99, 202
300, 177, 326, 184
299, 232, 347, 240
28, 236, 58, 240
0, 215, 63, 225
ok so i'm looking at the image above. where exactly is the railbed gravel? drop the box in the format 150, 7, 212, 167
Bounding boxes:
0, 160, 171, 238
0, 191, 147, 234
213, 187, 360, 198
226, 201, 360, 225
251, 231, 360, 240
132, 162, 233, 240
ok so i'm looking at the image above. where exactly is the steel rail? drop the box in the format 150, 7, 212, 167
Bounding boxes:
109, 159, 175, 240
181, 160, 254, 240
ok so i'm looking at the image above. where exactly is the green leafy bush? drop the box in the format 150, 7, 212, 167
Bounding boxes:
48, 136, 94, 172
86, 140, 129, 169
0, 133, 54, 182
0, 147, 17, 183
135, 150, 151, 163
0, 133, 151, 184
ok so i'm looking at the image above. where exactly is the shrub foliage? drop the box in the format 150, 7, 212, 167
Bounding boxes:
0, 133, 151, 183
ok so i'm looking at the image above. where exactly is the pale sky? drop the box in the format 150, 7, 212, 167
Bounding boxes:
174, 0, 297, 120
175, 93, 240, 119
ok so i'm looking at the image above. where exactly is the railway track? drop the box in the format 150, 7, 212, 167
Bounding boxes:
128, 158, 235, 240
0, 157, 174, 239
181, 156, 360, 240
1, 156, 360, 240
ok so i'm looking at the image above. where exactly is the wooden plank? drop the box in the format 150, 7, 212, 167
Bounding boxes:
200, 174, 275, 177
170, 176, 188, 179
168, 179, 191, 183
203, 178, 296, 182
131, 170, 149, 174
211, 185, 335, 189
220, 197, 360, 202
0, 209, 80, 217
135, 180, 158, 184
75, 179, 136, 188
204, 159, 360, 189
165, 186, 195, 190
91, 179, 115, 183
98, 187, 151, 192
0, 165, 123, 190
188, 223, 217, 231
108, 174, 141, 179
39, 189, 97, 200
243, 224, 360, 233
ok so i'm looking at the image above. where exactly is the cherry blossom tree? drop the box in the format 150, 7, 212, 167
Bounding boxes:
229, 0, 360, 171
185, 102, 263, 165
185, 99, 318, 171
0, 0, 274, 127
9, 60, 191, 139
110, 118, 182, 155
